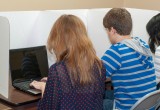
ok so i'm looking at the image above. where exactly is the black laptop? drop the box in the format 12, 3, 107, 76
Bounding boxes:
9, 45, 49, 95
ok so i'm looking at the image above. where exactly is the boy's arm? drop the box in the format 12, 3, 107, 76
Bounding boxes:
101, 46, 121, 78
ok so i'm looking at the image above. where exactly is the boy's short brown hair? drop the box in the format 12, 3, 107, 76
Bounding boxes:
103, 8, 132, 35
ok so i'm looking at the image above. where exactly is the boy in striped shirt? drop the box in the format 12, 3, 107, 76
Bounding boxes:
102, 8, 156, 110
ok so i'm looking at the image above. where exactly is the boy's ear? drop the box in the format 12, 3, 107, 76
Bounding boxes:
111, 27, 117, 34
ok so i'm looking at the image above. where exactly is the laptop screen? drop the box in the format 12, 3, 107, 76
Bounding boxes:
9, 46, 49, 83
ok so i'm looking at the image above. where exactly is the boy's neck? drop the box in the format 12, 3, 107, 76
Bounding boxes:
115, 34, 131, 43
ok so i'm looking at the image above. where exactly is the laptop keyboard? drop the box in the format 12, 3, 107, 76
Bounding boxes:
13, 81, 32, 90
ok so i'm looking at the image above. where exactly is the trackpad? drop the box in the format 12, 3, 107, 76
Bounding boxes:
27, 89, 41, 95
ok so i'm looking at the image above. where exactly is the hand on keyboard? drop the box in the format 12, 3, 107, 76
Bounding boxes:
30, 80, 46, 91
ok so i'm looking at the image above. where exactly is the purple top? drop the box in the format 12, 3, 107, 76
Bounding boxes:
38, 61, 106, 110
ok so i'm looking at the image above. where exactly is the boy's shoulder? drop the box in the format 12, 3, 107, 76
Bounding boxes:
110, 42, 127, 50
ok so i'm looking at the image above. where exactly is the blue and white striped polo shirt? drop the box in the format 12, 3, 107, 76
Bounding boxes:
101, 37, 156, 110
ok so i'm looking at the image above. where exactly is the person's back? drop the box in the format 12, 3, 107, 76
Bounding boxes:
102, 8, 156, 109
38, 61, 106, 110
102, 37, 156, 109
30, 14, 106, 110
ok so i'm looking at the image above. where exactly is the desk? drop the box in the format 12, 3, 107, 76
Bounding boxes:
0, 101, 38, 110
0, 82, 41, 110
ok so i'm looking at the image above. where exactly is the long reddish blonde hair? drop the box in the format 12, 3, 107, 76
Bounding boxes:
47, 14, 102, 85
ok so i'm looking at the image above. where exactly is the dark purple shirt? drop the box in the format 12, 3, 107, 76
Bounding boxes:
38, 61, 106, 110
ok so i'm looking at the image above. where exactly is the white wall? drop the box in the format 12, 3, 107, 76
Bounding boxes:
0, 11, 40, 49
87, 8, 111, 58
128, 8, 159, 43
